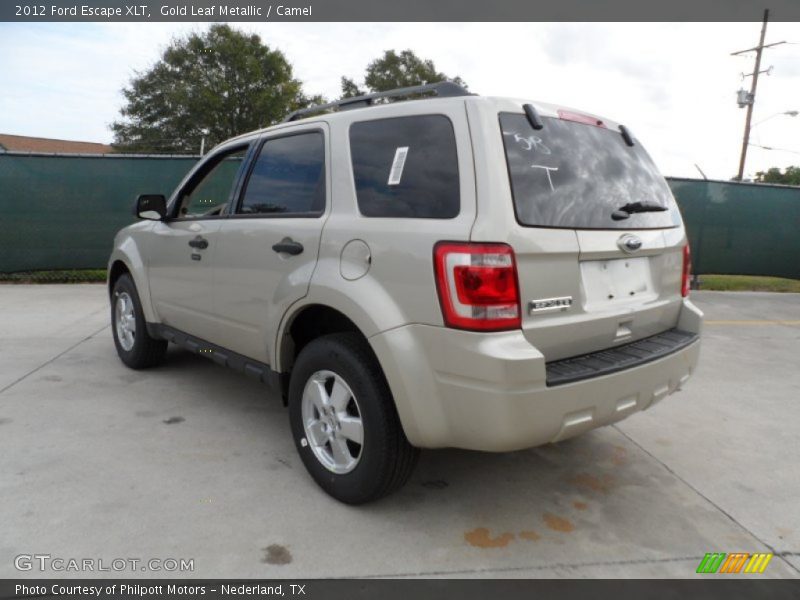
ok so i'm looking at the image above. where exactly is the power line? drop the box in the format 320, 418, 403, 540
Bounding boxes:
749, 143, 800, 156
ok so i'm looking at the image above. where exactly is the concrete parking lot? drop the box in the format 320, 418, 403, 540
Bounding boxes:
1, 285, 798, 578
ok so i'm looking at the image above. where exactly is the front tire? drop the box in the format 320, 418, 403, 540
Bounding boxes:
288, 333, 419, 504
111, 273, 167, 369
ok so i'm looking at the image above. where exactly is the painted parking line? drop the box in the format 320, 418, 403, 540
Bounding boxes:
705, 320, 800, 326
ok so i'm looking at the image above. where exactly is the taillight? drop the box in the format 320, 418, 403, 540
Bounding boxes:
434, 242, 521, 331
681, 244, 692, 298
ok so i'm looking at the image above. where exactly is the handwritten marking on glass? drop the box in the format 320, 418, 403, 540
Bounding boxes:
502, 131, 552, 155
531, 165, 559, 192
515, 133, 551, 154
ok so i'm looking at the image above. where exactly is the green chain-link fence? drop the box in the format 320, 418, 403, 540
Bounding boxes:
0, 152, 197, 279
668, 177, 800, 280
1, 152, 799, 279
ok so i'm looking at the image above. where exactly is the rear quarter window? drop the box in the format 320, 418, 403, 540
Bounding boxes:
500, 112, 681, 230
349, 115, 460, 218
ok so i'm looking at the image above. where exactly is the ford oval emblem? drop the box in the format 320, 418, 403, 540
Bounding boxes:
618, 234, 643, 253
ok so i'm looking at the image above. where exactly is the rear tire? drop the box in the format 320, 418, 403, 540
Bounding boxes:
111, 273, 167, 369
288, 333, 419, 504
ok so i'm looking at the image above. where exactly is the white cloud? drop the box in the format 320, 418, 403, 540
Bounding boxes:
1, 21, 798, 179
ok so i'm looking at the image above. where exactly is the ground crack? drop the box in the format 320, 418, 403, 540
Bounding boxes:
613, 424, 800, 576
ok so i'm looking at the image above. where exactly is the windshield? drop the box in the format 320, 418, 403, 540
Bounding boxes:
500, 112, 681, 230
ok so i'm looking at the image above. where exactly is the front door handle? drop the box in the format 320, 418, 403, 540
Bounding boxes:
272, 238, 304, 256
188, 236, 209, 249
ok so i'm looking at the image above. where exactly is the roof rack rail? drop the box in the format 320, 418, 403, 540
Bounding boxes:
284, 81, 472, 122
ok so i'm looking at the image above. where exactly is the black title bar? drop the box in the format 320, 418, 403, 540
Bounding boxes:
3, 579, 800, 600
3, 0, 800, 22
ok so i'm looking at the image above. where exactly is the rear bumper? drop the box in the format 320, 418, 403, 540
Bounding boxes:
546, 328, 698, 386
369, 298, 703, 451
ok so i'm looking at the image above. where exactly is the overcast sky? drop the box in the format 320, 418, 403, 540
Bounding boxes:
1, 21, 799, 179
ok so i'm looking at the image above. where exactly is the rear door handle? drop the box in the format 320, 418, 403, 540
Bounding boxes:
272, 238, 304, 256
188, 236, 209, 249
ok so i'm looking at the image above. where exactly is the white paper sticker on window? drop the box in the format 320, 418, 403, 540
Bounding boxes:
387, 146, 409, 186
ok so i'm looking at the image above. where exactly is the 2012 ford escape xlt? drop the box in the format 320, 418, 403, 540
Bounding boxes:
108, 82, 702, 504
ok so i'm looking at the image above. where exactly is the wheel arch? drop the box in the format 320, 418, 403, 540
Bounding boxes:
107, 241, 158, 323
108, 259, 131, 296
278, 303, 368, 373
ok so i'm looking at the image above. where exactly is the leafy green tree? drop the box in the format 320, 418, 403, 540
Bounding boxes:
754, 166, 800, 186
111, 25, 320, 153
340, 77, 365, 99
340, 49, 467, 99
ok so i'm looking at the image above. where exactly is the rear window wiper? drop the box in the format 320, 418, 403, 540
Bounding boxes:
611, 201, 668, 221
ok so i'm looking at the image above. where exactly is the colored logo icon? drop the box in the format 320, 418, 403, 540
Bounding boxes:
696, 552, 773, 574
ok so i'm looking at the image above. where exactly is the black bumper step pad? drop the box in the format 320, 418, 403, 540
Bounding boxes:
545, 328, 698, 386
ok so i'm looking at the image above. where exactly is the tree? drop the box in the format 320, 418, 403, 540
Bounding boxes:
111, 25, 320, 153
754, 166, 800, 186
340, 49, 467, 99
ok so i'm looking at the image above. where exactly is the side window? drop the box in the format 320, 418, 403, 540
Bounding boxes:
177, 147, 247, 218
238, 132, 326, 216
349, 115, 460, 218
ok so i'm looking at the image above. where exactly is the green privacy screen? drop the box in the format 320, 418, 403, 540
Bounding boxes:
1, 153, 799, 278
668, 177, 800, 280
0, 153, 197, 272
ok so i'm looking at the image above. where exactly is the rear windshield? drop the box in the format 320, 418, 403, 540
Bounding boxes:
500, 112, 681, 230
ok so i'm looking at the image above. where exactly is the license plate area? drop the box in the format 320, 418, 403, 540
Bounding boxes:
580, 256, 656, 310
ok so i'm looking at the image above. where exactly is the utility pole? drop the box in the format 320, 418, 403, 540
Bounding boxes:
732, 10, 786, 181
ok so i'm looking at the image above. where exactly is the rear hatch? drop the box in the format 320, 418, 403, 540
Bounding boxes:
497, 109, 686, 361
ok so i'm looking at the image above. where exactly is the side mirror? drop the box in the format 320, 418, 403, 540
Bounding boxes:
135, 194, 167, 220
